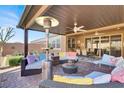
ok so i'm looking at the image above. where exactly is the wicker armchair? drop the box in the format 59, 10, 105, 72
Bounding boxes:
21, 58, 42, 76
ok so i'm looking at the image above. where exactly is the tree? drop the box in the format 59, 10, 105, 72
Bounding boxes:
0, 27, 15, 56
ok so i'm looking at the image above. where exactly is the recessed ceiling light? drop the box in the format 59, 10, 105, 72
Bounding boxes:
117, 27, 120, 30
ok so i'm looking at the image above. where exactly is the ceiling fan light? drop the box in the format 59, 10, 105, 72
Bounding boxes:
73, 28, 77, 33
95, 32, 98, 35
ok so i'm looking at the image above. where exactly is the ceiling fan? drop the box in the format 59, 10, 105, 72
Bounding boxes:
66, 21, 87, 33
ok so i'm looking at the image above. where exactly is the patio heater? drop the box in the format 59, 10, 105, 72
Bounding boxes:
35, 16, 59, 80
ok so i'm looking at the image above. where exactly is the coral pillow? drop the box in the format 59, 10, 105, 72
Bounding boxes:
66, 52, 77, 59
111, 69, 124, 83
67, 52, 77, 57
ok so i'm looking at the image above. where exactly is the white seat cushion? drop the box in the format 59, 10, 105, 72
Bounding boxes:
93, 60, 102, 64
84, 71, 111, 84
93, 74, 111, 84
25, 60, 43, 70
84, 71, 106, 79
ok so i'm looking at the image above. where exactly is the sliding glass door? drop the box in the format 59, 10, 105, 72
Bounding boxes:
110, 35, 121, 57
101, 36, 110, 56
85, 34, 122, 57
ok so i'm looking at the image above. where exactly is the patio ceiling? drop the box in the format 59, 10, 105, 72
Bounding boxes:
18, 5, 124, 35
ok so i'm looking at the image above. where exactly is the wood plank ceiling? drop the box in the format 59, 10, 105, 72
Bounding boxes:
29, 5, 124, 35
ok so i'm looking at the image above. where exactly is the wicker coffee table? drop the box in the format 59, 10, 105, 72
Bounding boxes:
62, 63, 78, 74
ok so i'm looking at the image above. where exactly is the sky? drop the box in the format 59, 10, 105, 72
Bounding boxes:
0, 5, 45, 43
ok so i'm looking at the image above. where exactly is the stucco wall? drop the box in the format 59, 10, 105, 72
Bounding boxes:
1, 43, 43, 56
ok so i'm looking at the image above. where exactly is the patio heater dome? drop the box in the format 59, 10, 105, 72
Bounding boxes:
35, 16, 59, 29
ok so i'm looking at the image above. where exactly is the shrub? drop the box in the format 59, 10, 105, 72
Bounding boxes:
9, 56, 23, 66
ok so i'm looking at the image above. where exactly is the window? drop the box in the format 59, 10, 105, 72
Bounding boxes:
56, 39, 60, 48
68, 39, 71, 48
85, 34, 122, 57
110, 35, 121, 57
85, 38, 92, 49
52, 40, 55, 48
51, 39, 60, 48
68, 38, 76, 48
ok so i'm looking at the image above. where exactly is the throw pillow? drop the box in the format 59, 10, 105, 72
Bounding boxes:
111, 66, 124, 75
115, 57, 124, 67
102, 54, 114, 64
111, 68, 124, 83
59, 52, 66, 59
39, 53, 46, 60
27, 55, 37, 64
109, 57, 118, 65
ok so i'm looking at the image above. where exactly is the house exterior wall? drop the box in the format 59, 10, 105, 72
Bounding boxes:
66, 28, 124, 57
31, 34, 67, 53
1, 43, 43, 56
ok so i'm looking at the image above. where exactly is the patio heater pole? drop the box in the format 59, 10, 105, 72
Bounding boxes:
35, 16, 59, 80
45, 28, 49, 61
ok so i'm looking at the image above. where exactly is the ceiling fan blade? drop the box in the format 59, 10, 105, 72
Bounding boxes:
66, 27, 72, 29
78, 25, 84, 29
69, 29, 73, 32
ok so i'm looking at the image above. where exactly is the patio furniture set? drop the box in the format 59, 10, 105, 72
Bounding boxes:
21, 52, 78, 76
21, 50, 124, 87
51, 54, 124, 86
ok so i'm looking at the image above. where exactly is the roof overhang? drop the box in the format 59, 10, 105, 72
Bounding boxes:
17, 5, 52, 29
17, 5, 124, 35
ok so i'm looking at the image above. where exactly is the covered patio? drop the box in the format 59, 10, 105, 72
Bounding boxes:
17, 5, 124, 88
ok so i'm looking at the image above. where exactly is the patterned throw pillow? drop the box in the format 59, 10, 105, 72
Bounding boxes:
115, 57, 124, 67
111, 66, 124, 75
102, 54, 114, 64
109, 57, 118, 65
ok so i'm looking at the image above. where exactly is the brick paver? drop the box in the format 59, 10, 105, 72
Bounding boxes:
0, 68, 42, 88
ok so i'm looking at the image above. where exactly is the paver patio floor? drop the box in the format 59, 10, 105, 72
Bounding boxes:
0, 60, 114, 88
0, 67, 42, 88
0, 66, 64, 88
